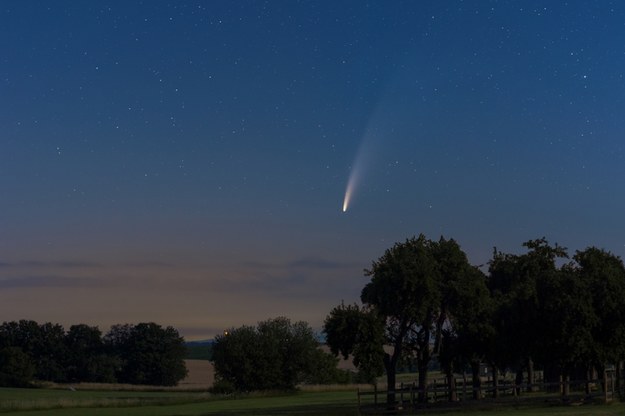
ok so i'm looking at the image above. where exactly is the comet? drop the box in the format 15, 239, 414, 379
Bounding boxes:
341, 91, 392, 213
342, 181, 352, 212
342, 160, 361, 212
342, 130, 373, 213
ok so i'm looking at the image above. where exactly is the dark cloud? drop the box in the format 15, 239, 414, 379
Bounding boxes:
0, 259, 178, 271
210, 264, 361, 299
120, 260, 176, 268
0, 260, 103, 269
0, 275, 98, 289
288, 258, 358, 270
241, 257, 358, 272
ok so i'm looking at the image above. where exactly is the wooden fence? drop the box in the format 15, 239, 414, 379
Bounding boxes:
357, 371, 617, 414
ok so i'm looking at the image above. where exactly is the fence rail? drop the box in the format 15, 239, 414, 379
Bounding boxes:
357, 372, 617, 414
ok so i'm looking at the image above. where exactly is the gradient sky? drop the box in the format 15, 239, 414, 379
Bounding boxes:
2, 1, 624, 340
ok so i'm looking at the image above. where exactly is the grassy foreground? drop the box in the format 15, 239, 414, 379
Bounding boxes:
0, 388, 358, 416
1, 387, 624, 416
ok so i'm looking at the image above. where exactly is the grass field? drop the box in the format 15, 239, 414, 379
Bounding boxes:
1, 387, 624, 416
0, 386, 210, 414
0, 388, 358, 415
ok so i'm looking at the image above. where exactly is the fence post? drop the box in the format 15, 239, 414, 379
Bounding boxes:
463, 372, 467, 401
612, 368, 616, 401
374, 384, 377, 408
604, 368, 610, 403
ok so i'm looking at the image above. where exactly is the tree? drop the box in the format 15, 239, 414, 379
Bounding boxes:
439, 265, 494, 400
574, 247, 625, 394
36, 322, 68, 382
360, 235, 440, 405
0, 320, 67, 382
0, 320, 40, 358
575, 248, 625, 364
212, 324, 258, 391
488, 238, 568, 392
212, 317, 335, 391
0, 347, 35, 387
65, 324, 117, 383
431, 239, 492, 399
0, 320, 187, 386
323, 303, 385, 384
325, 235, 479, 406
533, 262, 595, 397
105, 323, 187, 386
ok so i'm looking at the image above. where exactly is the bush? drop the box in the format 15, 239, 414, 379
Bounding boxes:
210, 379, 236, 395
212, 317, 342, 391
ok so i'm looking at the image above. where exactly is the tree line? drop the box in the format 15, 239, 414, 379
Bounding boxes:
0, 321, 187, 387
5, 234, 623, 397
324, 235, 625, 405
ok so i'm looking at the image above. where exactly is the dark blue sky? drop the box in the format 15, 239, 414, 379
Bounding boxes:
2, 1, 624, 339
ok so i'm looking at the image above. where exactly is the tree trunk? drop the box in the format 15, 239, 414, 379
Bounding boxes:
446, 368, 457, 402
515, 368, 523, 396
526, 357, 536, 392
417, 327, 431, 403
585, 365, 594, 396
383, 341, 404, 409
616, 361, 623, 396
594, 363, 607, 401
542, 363, 558, 393
382, 350, 400, 409
386, 367, 397, 408
433, 310, 447, 354
470, 360, 482, 400
418, 359, 429, 403
603, 366, 609, 402
562, 374, 570, 399
491, 365, 499, 398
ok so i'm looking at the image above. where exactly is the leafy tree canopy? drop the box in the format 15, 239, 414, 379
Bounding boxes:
105, 322, 188, 386
212, 317, 344, 391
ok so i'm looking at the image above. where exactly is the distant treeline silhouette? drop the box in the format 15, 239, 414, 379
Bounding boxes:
0, 321, 187, 387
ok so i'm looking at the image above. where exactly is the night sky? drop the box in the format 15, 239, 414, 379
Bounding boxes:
2, 1, 624, 339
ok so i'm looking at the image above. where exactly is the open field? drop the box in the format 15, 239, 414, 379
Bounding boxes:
0, 386, 210, 413
1, 387, 624, 416
179, 359, 214, 389
0, 389, 358, 415
0, 367, 620, 416
2, 365, 620, 415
